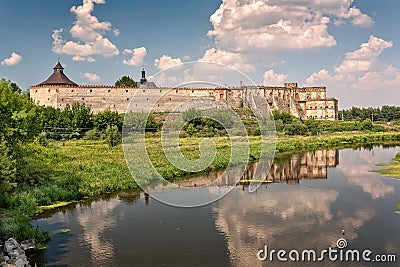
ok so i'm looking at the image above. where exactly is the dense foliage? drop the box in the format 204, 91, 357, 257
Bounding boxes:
339, 106, 400, 122
0, 79, 49, 242
115, 75, 137, 87
271, 111, 384, 136
41, 103, 93, 139
0, 79, 42, 190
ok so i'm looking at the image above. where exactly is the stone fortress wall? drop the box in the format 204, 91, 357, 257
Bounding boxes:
30, 63, 338, 120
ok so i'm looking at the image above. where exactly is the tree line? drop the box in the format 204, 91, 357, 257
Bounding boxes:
339, 106, 400, 123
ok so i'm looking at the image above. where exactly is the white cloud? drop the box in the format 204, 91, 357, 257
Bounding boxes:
52, 0, 119, 61
83, 72, 102, 82
113, 28, 120, 37
334, 35, 393, 73
307, 36, 397, 90
72, 55, 86, 61
122, 47, 147, 66
305, 69, 333, 86
263, 70, 287, 86
335, 7, 374, 27
208, 0, 373, 52
305, 35, 400, 107
1, 52, 22, 66
198, 48, 255, 71
154, 55, 183, 70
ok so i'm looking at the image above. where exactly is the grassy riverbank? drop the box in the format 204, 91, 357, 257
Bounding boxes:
373, 152, 400, 215
375, 152, 400, 179
2, 131, 400, 242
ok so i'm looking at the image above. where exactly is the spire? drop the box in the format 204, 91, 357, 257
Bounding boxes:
140, 67, 147, 85
53, 60, 64, 73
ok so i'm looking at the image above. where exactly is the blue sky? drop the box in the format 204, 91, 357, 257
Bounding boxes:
1, 0, 400, 108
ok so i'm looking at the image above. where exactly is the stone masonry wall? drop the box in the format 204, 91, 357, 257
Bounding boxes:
30, 83, 338, 120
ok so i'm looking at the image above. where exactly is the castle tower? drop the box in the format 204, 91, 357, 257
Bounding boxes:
37, 60, 77, 86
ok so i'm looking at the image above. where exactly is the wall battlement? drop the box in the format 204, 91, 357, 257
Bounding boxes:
30, 63, 338, 120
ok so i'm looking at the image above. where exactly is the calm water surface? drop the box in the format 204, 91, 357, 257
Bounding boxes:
33, 146, 400, 266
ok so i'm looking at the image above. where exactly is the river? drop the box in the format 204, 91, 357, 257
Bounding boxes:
32, 146, 400, 266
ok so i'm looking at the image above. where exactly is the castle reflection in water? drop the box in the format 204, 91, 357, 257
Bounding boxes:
173, 149, 339, 187
250, 149, 338, 184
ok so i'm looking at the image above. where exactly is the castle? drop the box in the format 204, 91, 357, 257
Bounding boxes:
30, 62, 338, 120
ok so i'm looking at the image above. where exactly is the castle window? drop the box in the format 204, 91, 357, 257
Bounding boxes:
90, 89, 93, 93
158, 104, 160, 107
35, 90, 37, 93
169, 98, 172, 101
108, 89, 111, 92
127, 98, 129, 101
192, 90, 194, 93
176, 90, 178, 93
82, 98, 84, 100
160, 90, 162, 93
103, 98, 105, 100
61, 99, 64, 101
47, 98, 49, 101
48, 89, 50, 93
113, 104, 116, 107
71, 89, 74, 92
126, 90, 129, 93
143, 90, 146, 92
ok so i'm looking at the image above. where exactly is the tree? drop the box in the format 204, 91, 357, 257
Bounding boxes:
0, 79, 41, 145
10, 82, 21, 94
105, 125, 122, 147
0, 138, 16, 193
272, 110, 293, 125
123, 112, 156, 131
0, 78, 42, 189
94, 110, 122, 131
115, 76, 137, 87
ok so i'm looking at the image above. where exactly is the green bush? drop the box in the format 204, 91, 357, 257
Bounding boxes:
284, 120, 309, 135
183, 108, 203, 126
360, 118, 373, 131
0, 138, 16, 193
94, 110, 122, 131
84, 128, 102, 140
105, 125, 122, 147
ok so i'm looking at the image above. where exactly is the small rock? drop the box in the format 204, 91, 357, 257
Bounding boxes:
20, 240, 35, 252
4, 238, 18, 253
9, 248, 24, 259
